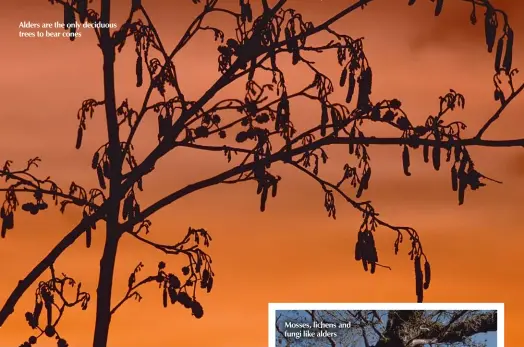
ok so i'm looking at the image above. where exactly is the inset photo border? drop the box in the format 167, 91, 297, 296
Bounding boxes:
269, 303, 503, 347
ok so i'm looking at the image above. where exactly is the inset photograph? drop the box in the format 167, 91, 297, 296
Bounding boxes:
269, 303, 502, 347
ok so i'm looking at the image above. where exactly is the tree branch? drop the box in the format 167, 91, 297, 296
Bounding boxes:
119, 128, 524, 234
0, 204, 107, 327
436, 312, 497, 344
110, 275, 156, 315
475, 82, 524, 139
173, 142, 252, 154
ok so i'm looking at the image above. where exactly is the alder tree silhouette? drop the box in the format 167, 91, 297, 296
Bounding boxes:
0, 0, 522, 346
275, 310, 497, 347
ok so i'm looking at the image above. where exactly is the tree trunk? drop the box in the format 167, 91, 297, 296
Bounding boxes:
92, 222, 122, 347
92, 0, 123, 344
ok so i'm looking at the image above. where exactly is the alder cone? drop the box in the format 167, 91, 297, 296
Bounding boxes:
235, 131, 248, 143
206, 276, 214, 293
191, 301, 204, 319
177, 292, 192, 308
168, 287, 177, 304
44, 325, 55, 337
362, 259, 368, 272
202, 269, 210, 284
25, 312, 37, 329
22, 203, 34, 212
168, 274, 181, 289
354, 241, 362, 261
370, 246, 378, 263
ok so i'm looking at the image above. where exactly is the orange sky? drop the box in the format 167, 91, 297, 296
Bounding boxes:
1, 0, 523, 346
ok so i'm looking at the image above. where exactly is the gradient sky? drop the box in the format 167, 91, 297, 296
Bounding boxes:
1, 0, 523, 346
